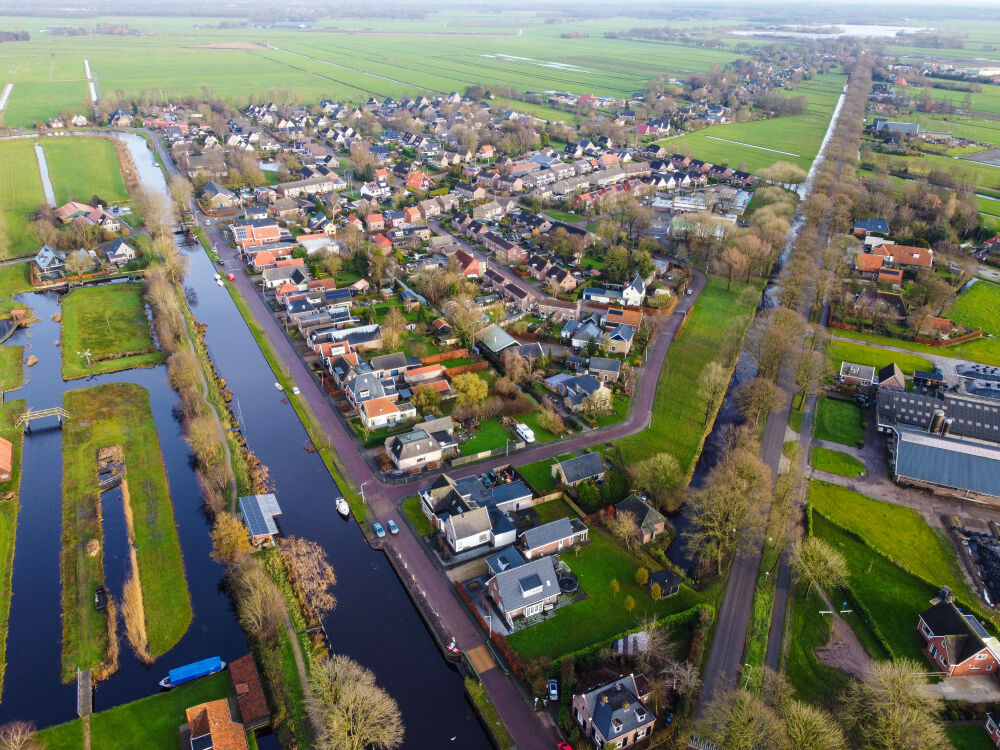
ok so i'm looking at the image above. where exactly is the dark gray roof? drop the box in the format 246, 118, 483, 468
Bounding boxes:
878, 388, 1000, 443
388, 429, 440, 460
579, 675, 652, 742
485, 547, 527, 576
369, 352, 408, 372
893, 427, 1000, 498
920, 599, 998, 664
556, 452, 607, 484
588, 356, 621, 374
520, 517, 575, 551
489, 556, 558, 613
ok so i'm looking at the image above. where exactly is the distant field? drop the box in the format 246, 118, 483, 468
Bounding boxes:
0, 139, 46, 260
42, 137, 129, 206
0, 15, 742, 122
659, 74, 845, 172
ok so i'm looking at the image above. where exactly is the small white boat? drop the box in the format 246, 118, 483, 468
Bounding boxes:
274, 382, 283, 391
213, 272, 221, 281
335, 497, 350, 517
216, 279, 224, 286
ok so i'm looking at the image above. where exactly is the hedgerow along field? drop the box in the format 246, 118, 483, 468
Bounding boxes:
0, 14, 742, 126
0, 139, 47, 260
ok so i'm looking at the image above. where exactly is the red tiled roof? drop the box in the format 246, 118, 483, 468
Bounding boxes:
229, 654, 270, 728
856, 254, 884, 272
185, 699, 248, 750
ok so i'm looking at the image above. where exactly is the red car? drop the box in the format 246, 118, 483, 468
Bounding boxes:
557, 743, 573, 750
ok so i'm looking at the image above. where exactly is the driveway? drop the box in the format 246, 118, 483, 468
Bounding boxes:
931, 675, 1000, 703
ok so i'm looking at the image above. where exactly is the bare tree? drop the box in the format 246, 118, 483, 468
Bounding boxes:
281, 536, 338, 616
232, 558, 283, 640
607, 509, 639, 552
65, 249, 96, 280
841, 659, 947, 750
698, 688, 788, 750
134, 187, 173, 240
781, 699, 848, 750
629, 453, 682, 510
0, 722, 40, 750
736, 376, 783, 432
698, 360, 731, 424
309, 654, 405, 750
380, 307, 406, 352
791, 537, 848, 598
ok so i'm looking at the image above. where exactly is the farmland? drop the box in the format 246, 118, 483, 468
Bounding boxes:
0, 14, 743, 126
945, 279, 1000, 337
0, 139, 46, 260
659, 73, 846, 172
42, 137, 130, 207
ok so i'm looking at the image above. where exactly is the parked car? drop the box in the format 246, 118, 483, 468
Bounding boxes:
373, 522, 386, 538
516, 423, 536, 443
557, 743, 573, 750
291, 386, 301, 395
547, 678, 559, 701
387, 519, 399, 535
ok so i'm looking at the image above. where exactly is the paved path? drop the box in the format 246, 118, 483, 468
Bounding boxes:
158, 126, 707, 747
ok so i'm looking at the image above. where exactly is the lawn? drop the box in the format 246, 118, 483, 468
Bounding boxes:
0, 264, 33, 318
459, 417, 510, 457
60, 283, 163, 380
810, 447, 865, 477
618, 277, 762, 476
517, 456, 559, 494
402, 496, 434, 537
532, 496, 580, 525
946, 724, 997, 750
61, 383, 191, 680
593, 394, 629, 429
42, 137, 130, 206
0, 400, 25, 697
506, 526, 703, 660
945, 280, 1000, 337
826, 338, 933, 378
807, 480, 979, 611
544, 210, 583, 223
813, 397, 865, 447
0, 345, 23, 390
37, 671, 234, 750
1, 80, 90, 129
517, 409, 561, 445
0, 139, 47, 260
812, 512, 938, 664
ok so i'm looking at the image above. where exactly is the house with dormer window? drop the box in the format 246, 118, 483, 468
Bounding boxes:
572, 674, 655, 748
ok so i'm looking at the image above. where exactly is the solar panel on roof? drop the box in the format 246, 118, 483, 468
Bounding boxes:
239, 495, 280, 538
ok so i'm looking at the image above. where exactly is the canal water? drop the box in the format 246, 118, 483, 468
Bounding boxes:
0, 133, 492, 749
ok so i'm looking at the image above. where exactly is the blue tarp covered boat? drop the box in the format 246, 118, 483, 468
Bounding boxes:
159, 656, 225, 689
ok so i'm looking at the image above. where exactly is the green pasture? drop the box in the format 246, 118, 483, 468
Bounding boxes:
945, 279, 1000, 336
42, 137, 129, 206
826, 338, 933, 377
0, 139, 46, 260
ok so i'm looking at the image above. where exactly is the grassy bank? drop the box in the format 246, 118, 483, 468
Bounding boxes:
0, 400, 25, 696
618, 277, 762, 473
402, 496, 434, 536
465, 677, 515, 750
0, 139, 47, 260
61, 283, 163, 380
36, 670, 234, 750
0, 345, 23, 390
61, 383, 191, 679
0, 264, 33, 318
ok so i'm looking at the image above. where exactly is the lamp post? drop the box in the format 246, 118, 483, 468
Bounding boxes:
360, 481, 369, 505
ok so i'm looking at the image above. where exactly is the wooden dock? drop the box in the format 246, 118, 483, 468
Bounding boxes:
77, 669, 92, 717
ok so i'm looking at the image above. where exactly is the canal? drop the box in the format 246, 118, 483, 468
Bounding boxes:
0, 133, 492, 749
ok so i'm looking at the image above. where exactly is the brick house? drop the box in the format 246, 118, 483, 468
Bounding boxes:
918, 593, 1000, 677
519, 517, 589, 560
986, 713, 1000, 747
487, 555, 560, 626
232, 219, 281, 251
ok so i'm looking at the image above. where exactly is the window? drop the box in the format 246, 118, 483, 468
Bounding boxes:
922, 623, 933, 638
977, 653, 988, 660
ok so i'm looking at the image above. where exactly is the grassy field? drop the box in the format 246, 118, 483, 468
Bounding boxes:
0, 400, 25, 698
826, 338, 933, 377
813, 397, 865, 446
618, 277, 762, 473
506, 526, 704, 660
808, 481, 977, 609
42, 137, 130, 206
0, 345, 22, 390
0, 15, 744, 123
783, 582, 852, 707
402, 496, 434, 536
36, 670, 234, 750
812, 512, 938, 664
659, 74, 845, 172
543, 210, 583, 223
834, 327, 1000, 368
60, 283, 162, 380
945, 279, 1000, 336
0, 139, 46, 260
0, 263, 33, 318
810, 447, 865, 477
61, 383, 191, 680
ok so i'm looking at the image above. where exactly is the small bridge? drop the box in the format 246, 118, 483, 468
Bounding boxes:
16, 406, 70, 432
77, 668, 92, 717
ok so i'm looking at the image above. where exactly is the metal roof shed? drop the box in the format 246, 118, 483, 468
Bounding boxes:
239, 493, 283, 546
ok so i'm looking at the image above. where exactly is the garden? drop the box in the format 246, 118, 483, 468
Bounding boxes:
813, 397, 865, 447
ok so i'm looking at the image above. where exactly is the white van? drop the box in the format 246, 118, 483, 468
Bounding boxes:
515, 423, 536, 443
